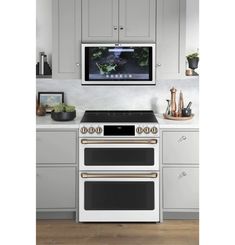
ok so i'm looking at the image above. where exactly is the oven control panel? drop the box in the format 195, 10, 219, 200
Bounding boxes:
79, 124, 159, 137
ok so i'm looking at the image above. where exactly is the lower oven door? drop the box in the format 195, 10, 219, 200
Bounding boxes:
79, 138, 159, 171
79, 172, 160, 222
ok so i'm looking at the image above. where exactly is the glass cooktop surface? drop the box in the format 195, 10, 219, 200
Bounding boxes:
81, 110, 158, 123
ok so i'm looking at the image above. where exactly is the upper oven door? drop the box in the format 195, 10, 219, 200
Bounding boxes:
79, 138, 159, 171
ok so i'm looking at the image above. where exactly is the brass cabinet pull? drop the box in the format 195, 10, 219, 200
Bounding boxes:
81, 173, 158, 179
81, 139, 157, 145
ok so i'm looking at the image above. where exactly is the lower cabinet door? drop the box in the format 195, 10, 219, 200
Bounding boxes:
162, 131, 199, 164
163, 167, 199, 209
36, 131, 77, 164
36, 167, 76, 209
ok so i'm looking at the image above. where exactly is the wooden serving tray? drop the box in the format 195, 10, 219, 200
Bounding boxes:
163, 113, 194, 121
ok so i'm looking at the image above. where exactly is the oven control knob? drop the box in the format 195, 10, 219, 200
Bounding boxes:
96, 127, 103, 134
151, 127, 158, 134
80, 127, 88, 134
136, 127, 143, 134
88, 127, 95, 134
143, 127, 150, 134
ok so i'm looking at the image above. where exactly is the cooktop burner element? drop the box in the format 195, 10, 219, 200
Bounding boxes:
81, 110, 158, 123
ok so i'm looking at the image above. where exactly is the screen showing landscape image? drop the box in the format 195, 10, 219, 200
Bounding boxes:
85, 46, 152, 81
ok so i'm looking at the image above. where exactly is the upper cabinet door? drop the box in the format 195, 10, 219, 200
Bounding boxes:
82, 0, 119, 42
119, 0, 156, 42
156, 0, 186, 80
52, 0, 81, 79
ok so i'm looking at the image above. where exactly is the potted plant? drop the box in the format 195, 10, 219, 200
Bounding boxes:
186, 52, 199, 75
51, 103, 76, 121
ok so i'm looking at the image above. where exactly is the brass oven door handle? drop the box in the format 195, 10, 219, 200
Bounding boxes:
81, 139, 157, 144
81, 173, 158, 178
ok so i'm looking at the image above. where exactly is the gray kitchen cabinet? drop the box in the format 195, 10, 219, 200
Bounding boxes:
162, 131, 199, 164
36, 167, 76, 209
160, 129, 199, 219
36, 131, 77, 164
119, 0, 155, 42
156, 0, 186, 79
163, 167, 199, 209
52, 0, 81, 79
82, 0, 155, 42
82, 0, 119, 42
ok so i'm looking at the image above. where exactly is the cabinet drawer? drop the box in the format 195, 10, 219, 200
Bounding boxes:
163, 167, 199, 209
36, 167, 76, 209
163, 131, 199, 164
36, 131, 76, 164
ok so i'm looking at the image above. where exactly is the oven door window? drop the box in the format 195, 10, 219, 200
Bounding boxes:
84, 148, 154, 166
84, 181, 154, 210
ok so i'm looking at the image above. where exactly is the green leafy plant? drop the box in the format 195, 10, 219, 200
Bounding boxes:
65, 105, 76, 112
53, 103, 64, 112
187, 52, 199, 59
92, 51, 102, 59
91, 47, 107, 60
53, 103, 76, 113
132, 47, 149, 67
96, 62, 117, 75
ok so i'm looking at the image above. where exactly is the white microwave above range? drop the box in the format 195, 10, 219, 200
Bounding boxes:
81, 43, 155, 85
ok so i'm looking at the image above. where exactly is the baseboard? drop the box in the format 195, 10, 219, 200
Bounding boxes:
163, 212, 199, 220
37, 211, 199, 220
37, 211, 76, 220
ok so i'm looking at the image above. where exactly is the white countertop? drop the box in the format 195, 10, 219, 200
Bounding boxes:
155, 114, 199, 129
36, 114, 81, 129
37, 112, 199, 129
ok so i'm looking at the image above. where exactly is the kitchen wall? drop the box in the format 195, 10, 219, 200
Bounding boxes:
37, 78, 199, 114
36, 0, 199, 115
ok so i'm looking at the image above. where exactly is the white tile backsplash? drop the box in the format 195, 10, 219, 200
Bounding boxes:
36, 78, 199, 114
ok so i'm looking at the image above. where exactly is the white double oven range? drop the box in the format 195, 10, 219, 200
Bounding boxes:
78, 110, 160, 222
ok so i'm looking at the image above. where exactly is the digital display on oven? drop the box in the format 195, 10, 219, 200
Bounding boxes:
104, 125, 135, 136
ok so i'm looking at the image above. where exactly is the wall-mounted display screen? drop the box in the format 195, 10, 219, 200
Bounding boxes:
82, 44, 155, 85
